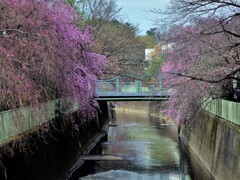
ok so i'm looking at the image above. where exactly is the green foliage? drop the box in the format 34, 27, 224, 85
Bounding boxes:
146, 27, 156, 37
65, 0, 146, 76
91, 19, 145, 76
138, 35, 156, 48
146, 55, 165, 75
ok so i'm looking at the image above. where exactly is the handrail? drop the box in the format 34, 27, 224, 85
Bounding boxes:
96, 81, 171, 97
99, 73, 162, 82
96, 81, 163, 92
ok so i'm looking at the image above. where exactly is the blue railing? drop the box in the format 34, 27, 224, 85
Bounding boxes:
96, 80, 171, 97
95, 74, 171, 98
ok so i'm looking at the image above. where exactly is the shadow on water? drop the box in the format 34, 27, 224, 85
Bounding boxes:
77, 107, 194, 180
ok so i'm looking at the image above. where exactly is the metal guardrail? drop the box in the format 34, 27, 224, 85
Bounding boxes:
96, 81, 171, 97
203, 98, 240, 125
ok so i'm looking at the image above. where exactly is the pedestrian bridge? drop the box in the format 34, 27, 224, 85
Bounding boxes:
96, 74, 171, 101
0, 74, 170, 146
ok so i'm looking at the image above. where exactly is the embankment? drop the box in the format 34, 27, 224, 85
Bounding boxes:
179, 110, 240, 180
0, 101, 110, 180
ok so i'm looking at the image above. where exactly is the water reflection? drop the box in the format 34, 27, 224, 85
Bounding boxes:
80, 109, 192, 180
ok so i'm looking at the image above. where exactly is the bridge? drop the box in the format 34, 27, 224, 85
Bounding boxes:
96, 74, 171, 101
0, 74, 170, 147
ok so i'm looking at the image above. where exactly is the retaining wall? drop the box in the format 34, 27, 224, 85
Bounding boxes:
0, 100, 110, 179
179, 110, 240, 180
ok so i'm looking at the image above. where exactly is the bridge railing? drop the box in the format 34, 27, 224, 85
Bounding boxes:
96, 81, 167, 95
202, 98, 240, 126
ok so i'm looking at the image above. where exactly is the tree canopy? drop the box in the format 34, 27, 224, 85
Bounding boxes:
0, 0, 105, 117
153, 0, 240, 122
146, 55, 165, 75
91, 20, 145, 76
66, 0, 146, 77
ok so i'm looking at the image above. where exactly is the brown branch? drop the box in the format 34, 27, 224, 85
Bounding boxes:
0, 29, 40, 37
167, 68, 240, 83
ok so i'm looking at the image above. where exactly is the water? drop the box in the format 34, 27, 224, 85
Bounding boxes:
79, 109, 193, 180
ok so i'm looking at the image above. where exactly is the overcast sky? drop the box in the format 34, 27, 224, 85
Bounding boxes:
116, 0, 170, 35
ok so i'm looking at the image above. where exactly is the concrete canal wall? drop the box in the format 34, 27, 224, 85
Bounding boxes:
179, 110, 240, 180
0, 101, 110, 179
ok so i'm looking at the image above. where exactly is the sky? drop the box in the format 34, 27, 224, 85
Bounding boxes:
116, 0, 170, 35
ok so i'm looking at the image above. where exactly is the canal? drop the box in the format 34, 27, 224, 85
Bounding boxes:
78, 104, 193, 180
